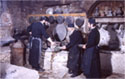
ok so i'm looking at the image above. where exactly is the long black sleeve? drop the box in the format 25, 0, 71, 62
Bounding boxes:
86, 28, 100, 48
29, 22, 49, 39
66, 30, 83, 49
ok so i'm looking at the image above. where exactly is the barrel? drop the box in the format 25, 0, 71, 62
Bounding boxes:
11, 40, 24, 66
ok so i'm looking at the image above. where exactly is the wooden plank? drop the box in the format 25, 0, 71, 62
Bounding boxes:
27, 13, 86, 18
95, 17, 125, 23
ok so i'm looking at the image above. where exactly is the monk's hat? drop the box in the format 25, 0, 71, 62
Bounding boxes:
88, 18, 95, 24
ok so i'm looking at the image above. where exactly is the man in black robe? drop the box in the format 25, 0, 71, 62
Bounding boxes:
27, 17, 54, 72
61, 19, 84, 77
82, 18, 101, 78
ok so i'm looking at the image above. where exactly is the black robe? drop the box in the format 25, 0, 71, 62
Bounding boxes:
66, 30, 84, 74
27, 22, 49, 69
82, 27, 101, 78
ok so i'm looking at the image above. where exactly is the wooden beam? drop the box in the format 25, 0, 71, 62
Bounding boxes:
95, 17, 125, 23
27, 13, 86, 18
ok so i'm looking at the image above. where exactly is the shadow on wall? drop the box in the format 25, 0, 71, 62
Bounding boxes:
107, 24, 120, 50
99, 23, 120, 51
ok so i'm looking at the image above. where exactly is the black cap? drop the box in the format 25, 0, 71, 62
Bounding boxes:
88, 18, 95, 24
75, 18, 84, 28
40, 16, 49, 21
68, 24, 74, 27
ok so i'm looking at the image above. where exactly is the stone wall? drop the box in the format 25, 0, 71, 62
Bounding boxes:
0, 47, 11, 63
0, 0, 97, 30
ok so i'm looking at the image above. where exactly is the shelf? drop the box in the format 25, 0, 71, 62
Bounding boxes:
27, 13, 86, 18
95, 17, 125, 23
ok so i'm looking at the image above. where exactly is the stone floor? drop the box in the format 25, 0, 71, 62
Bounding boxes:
38, 70, 125, 79
106, 73, 125, 79
24, 49, 125, 79
24, 64, 85, 79
38, 70, 85, 79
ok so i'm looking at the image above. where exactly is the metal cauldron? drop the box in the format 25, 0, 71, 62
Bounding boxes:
10, 40, 24, 66
53, 23, 68, 41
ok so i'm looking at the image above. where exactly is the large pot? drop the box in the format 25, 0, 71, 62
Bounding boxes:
11, 40, 24, 66
53, 23, 68, 41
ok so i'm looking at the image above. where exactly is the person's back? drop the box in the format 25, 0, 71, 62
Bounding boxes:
31, 22, 43, 37
86, 27, 100, 48
31, 22, 49, 39
69, 30, 84, 46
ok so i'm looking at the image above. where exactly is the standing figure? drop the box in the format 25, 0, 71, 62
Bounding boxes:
61, 18, 84, 77
27, 17, 54, 72
82, 18, 101, 78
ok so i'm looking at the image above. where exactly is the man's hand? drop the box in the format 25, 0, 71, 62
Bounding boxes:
47, 37, 55, 46
51, 42, 55, 46
29, 32, 32, 35
60, 46, 66, 50
82, 45, 86, 49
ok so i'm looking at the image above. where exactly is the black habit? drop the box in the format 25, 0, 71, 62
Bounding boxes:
82, 27, 101, 78
66, 30, 84, 75
27, 22, 49, 70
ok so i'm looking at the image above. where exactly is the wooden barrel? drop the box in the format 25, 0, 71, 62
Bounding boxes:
11, 40, 24, 66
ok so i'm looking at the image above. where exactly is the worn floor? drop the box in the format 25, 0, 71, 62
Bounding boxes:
38, 70, 125, 79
